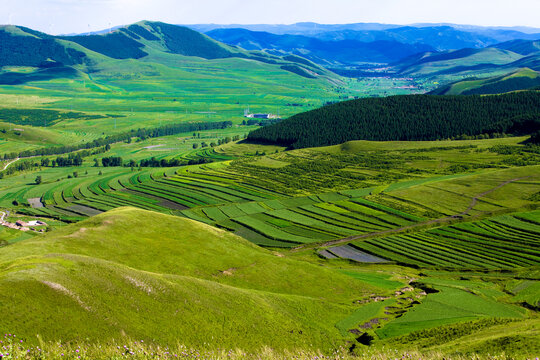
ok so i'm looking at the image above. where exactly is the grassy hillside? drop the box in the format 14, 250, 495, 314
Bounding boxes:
0, 26, 87, 67
0, 207, 386, 349
492, 39, 540, 56
395, 47, 524, 76
430, 68, 540, 95
1, 135, 538, 357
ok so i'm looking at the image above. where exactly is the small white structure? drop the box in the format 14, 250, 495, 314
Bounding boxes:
27, 220, 46, 226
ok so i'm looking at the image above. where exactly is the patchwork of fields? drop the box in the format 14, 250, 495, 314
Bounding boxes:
2, 138, 538, 273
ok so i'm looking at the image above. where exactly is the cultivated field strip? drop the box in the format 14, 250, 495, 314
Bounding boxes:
348, 211, 540, 269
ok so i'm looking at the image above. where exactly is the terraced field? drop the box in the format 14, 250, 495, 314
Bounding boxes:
2, 137, 539, 255
348, 211, 540, 269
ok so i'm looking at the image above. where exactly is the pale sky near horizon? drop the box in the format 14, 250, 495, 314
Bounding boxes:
2, 0, 539, 35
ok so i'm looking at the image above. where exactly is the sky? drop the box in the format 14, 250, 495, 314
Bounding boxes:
2, 0, 539, 35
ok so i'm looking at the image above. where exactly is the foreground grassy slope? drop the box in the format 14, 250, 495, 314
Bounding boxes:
0, 207, 383, 349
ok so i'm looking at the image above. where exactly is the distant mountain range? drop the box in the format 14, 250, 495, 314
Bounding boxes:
189, 22, 540, 37
205, 28, 434, 65
194, 22, 540, 51
2, 20, 540, 96
195, 23, 540, 68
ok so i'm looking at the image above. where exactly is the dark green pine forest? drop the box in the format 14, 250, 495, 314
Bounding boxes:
247, 92, 540, 148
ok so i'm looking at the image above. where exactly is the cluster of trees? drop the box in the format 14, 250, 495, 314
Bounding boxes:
242, 118, 282, 126
2, 120, 232, 160
139, 156, 213, 168
192, 135, 241, 149
101, 157, 123, 167
247, 92, 540, 149
139, 157, 183, 167
52, 153, 83, 167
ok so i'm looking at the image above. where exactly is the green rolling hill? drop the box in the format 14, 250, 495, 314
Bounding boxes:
0, 207, 378, 349
394, 47, 525, 76
392, 39, 540, 81
0, 21, 336, 83
0, 21, 346, 157
430, 68, 540, 95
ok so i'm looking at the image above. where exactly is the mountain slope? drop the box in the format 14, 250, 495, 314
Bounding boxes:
430, 68, 540, 95
392, 39, 540, 78
0, 26, 87, 67
491, 39, 540, 55
0, 207, 377, 348
394, 47, 525, 75
0, 22, 334, 83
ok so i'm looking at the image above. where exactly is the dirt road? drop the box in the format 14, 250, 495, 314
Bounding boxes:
1, 158, 20, 171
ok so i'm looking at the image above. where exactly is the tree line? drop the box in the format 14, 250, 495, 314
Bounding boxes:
246, 92, 540, 149
2, 120, 233, 160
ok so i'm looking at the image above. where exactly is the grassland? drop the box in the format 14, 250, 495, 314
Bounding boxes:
0, 207, 399, 350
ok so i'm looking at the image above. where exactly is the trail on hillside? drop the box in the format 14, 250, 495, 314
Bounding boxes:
293, 177, 530, 251
1, 157, 19, 171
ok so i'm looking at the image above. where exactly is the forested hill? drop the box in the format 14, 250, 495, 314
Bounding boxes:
247, 92, 540, 149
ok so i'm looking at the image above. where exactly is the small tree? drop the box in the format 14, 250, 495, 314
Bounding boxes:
192, 143, 199, 149
35, 175, 42, 185
73, 171, 78, 178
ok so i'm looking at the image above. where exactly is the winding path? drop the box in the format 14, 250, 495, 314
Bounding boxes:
293, 177, 530, 251
1, 158, 20, 171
